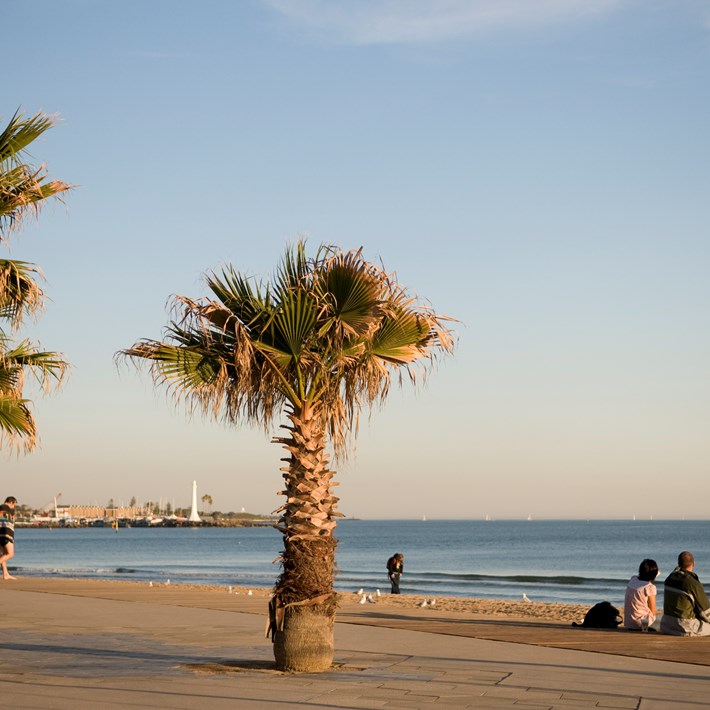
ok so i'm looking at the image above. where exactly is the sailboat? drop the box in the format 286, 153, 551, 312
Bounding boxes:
422, 514, 427, 522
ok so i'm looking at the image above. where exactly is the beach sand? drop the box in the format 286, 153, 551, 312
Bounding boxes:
176, 582, 590, 623
339, 589, 589, 623
3, 577, 588, 623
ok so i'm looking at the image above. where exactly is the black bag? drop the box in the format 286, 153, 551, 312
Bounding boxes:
572, 601, 622, 629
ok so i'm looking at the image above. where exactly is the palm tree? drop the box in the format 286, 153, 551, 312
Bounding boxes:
201, 493, 213, 515
120, 241, 455, 671
0, 110, 71, 453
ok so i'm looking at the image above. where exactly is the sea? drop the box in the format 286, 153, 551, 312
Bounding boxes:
9, 519, 710, 607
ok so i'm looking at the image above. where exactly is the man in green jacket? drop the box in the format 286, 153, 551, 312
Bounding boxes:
660, 551, 710, 636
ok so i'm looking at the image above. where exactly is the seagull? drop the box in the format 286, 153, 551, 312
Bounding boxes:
149, 581, 153, 588
247, 590, 253, 596
359, 594, 367, 604
166, 579, 170, 585
357, 588, 364, 595
418, 600, 428, 607
367, 594, 375, 603
376, 589, 381, 597
429, 599, 436, 606
228, 586, 233, 594
523, 593, 531, 602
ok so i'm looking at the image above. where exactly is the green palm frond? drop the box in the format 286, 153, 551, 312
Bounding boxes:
315, 249, 385, 339
0, 394, 37, 453
206, 267, 267, 330
126, 340, 222, 389
2, 339, 67, 391
371, 310, 434, 362
0, 110, 73, 242
0, 361, 20, 393
0, 110, 55, 162
275, 240, 310, 290
272, 289, 317, 358
0, 259, 44, 327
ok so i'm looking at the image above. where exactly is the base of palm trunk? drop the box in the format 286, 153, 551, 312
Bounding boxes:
273, 607, 334, 672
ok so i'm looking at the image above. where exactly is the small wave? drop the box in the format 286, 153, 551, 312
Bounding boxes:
339, 570, 624, 587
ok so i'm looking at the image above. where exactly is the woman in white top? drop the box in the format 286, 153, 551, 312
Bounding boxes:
624, 558, 659, 630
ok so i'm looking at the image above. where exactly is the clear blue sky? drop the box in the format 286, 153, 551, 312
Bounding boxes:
4, 0, 709, 519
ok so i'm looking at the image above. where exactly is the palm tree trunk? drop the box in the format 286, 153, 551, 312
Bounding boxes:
270, 401, 340, 672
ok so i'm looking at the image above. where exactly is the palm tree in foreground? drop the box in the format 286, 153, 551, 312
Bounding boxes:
120, 241, 455, 671
0, 111, 70, 453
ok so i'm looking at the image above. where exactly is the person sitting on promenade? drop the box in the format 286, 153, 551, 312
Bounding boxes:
624, 558, 659, 631
660, 551, 710, 636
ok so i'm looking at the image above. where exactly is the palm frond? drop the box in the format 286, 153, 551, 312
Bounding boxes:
0, 394, 37, 453
315, 248, 385, 339
0, 110, 73, 242
0, 110, 55, 162
0, 259, 44, 327
2, 339, 68, 392
206, 267, 267, 329
275, 240, 310, 291
273, 289, 317, 358
124, 340, 222, 389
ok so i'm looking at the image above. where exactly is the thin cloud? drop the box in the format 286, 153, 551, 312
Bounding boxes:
262, 0, 626, 45
126, 50, 188, 59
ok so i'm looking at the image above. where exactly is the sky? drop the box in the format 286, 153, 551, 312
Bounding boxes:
3, 0, 709, 519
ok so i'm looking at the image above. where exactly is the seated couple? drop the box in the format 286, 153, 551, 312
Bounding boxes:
624, 551, 710, 636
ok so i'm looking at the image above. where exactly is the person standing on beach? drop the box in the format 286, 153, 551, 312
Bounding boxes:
660, 551, 710, 636
0, 496, 17, 580
387, 553, 404, 594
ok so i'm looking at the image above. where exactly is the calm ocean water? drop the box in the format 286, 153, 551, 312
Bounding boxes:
9, 519, 710, 606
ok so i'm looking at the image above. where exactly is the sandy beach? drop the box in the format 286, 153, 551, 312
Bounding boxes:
5, 577, 589, 622
340, 589, 589, 623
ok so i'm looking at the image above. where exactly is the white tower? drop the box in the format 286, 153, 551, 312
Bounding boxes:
188, 480, 201, 523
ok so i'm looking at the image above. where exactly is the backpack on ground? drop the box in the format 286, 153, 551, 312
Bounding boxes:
572, 601, 622, 629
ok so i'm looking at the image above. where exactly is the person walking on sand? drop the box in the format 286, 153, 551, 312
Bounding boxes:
387, 553, 404, 594
0, 496, 17, 580
660, 550, 710, 636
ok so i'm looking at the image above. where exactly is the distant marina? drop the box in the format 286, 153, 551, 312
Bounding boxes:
17, 482, 274, 529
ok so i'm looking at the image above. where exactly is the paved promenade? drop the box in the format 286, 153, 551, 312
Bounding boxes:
0, 582, 709, 708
